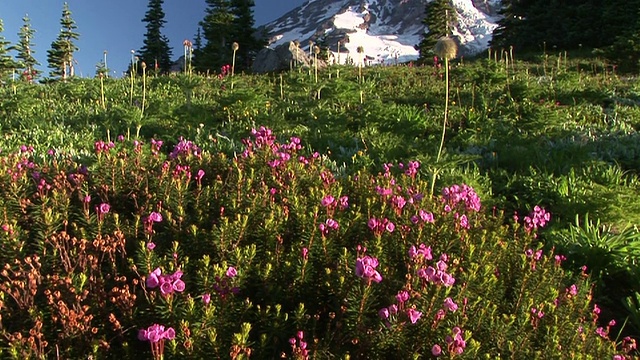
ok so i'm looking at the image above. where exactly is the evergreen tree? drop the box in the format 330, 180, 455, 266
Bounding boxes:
491, 0, 637, 52
229, 0, 265, 71
416, 0, 456, 63
197, 0, 235, 72
192, 27, 204, 69
139, 0, 172, 73
607, 2, 640, 71
14, 15, 40, 82
0, 19, 17, 80
47, 3, 80, 80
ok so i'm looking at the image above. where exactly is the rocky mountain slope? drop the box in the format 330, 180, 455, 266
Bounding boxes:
258, 0, 502, 64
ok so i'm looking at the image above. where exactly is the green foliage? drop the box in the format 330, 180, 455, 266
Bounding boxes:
0, 19, 17, 80
416, 0, 456, 63
47, 2, 80, 80
139, 0, 173, 73
492, 0, 640, 52
196, 0, 264, 73
13, 15, 40, 82
0, 54, 638, 357
0, 130, 626, 358
196, 0, 235, 72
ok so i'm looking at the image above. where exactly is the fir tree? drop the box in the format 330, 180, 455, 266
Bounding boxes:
47, 3, 80, 80
416, 0, 456, 63
192, 27, 204, 69
229, 0, 265, 71
14, 15, 40, 82
197, 0, 235, 72
0, 19, 17, 80
139, 0, 172, 73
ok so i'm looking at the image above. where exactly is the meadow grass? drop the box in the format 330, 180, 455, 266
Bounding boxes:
0, 53, 638, 358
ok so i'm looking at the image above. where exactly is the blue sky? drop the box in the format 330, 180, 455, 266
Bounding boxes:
0, 0, 306, 77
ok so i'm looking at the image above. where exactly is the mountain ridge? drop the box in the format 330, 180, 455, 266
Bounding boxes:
257, 0, 502, 64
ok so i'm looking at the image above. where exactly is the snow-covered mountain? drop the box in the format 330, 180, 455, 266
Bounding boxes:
259, 0, 501, 64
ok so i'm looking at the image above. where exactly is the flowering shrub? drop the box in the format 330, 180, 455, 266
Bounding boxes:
0, 128, 630, 359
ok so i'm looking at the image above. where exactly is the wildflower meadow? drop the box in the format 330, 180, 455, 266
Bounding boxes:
0, 53, 639, 359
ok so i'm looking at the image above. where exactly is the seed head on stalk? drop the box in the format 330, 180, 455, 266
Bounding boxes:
434, 36, 457, 60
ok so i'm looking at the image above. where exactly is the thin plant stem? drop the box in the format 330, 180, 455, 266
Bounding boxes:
100, 74, 106, 110
436, 57, 450, 164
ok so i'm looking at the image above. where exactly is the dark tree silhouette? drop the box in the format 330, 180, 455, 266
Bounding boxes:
47, 2, 80, 80
139, 0, 172, 73
416, 0, 456, 63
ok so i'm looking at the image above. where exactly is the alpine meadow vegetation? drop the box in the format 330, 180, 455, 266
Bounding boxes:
0, 49, 639, 359
0, 1, 639, 358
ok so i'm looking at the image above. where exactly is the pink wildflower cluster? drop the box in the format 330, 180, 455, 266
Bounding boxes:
400, 160, 420, 177
19, 144, 34, 153
525, 248, 544, 270
248, 126, 276, 150
219, 64, 231, 78
150, 138, 163, 156
378, 289, 422, 326
320, 194, 349, 211
355, 254, 383, 284
94, 140, 115, 154
240, 127, 310, 168
530, 307, 545, 328
36, 178, 51, 197
613, 337, 637, 359
96, 203, 110, 222
524, 205, 551, 232
169, 137, 202, 159
138, 323, 175, 360
138, 323, 175, 342
146, 268, 186, 296
213, 266, 240, 299
416, 253, 455, 287
144, 211, 163, 234
7, 157, 36, 182
368, 217, 395, 236
441, 184, 481, 212
318, 218, 339, 236
267, 137, 304, 168
289, 330, 309, 360
381, 160, 420, 178
432, 327, 466, 356
408, 243, 433, 260
172, 164, 191, 180
410, 209, 435, 226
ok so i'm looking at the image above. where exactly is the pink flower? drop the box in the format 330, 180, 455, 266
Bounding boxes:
378, 307, 389, 320
321, 195, 335, 207
146, 268, 162, 288
431, 344, 442, 356
98, 203, 110, 214
444, 297, 458, 312
385, 221, 395, 233
339, 196, 349, 209
226, 266, 238, 278
160, 281, 173, 295
172, 279, 185, 292
149, 211, 163, 222
138, 324, 175, 343
196, 169, 205, 181
355, 255, 382, 283
395, 290, 410, 304
147, 242, 156, 251
202, 293, 211, 305
406, 308, 422, 324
